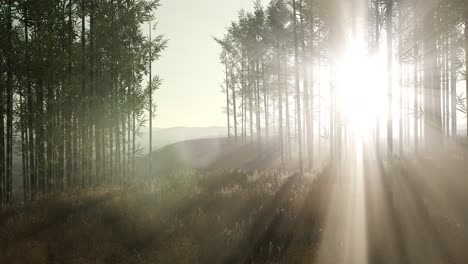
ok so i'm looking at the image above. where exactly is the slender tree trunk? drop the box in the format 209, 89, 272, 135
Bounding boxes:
21, 94, 27, 200
262, 60, 268, 146
277, 43, 284, 164
241, 60, 246, 141
317, 61, 321, 159
91, 0, 100, 186
387, 0, 393, 159
450, 33, 457, 138
121, 81, 126, 184
37, 79, 46, 193
375, 0, 381, 152
115, 0, 122, 185
413, 5, 419, 153
330, 61, 335, 159
149, 21, 153, 178
132, 85, 136, 180
65, 0, 73, 188
225, 63, 231, 142
445, 34, 450, 137
241, 63, 245, 140
398, 3, 403, 155
285, 56, 291, 159
109, 0, 115, 184
1, 0, 10, 205
293, 0, 303, 173
249, 62, 254, 140
232, 69, 238, 142
441, 35, 446, 137
406, 64, 410, 146
0, 67, 4, 206
423, 5, 442, 149
45, 13, 55, 189
24, 5, 36, 197
127, 106, 131, 184
301, 2, 312, 168
46, 76, 54, 191
255, 61, 261, 150
81, 0, 87, 188
6, 0, 14, 205
465, 16, 468, 140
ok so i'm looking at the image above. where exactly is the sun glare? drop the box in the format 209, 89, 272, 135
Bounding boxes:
337, 38, 387, 142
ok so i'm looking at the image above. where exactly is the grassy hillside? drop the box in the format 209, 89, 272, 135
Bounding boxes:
136, 127, 228, 153
3, 157, 468, 263
135, 137, 324, 179
0, 169, 331, 264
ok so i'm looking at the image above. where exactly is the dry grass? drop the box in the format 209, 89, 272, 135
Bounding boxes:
0, 169, 332, 264
3, 157, 467, 264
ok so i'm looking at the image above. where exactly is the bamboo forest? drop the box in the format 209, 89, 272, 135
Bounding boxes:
1, 0, 468, 263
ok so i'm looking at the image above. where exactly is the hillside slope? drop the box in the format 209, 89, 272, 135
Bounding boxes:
135, 137, 288, 177
136, 127, 228, 153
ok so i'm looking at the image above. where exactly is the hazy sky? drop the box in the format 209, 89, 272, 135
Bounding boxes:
151, 0, 267, 128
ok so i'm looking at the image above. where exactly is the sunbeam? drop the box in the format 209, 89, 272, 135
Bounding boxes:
337, 37, 387, 143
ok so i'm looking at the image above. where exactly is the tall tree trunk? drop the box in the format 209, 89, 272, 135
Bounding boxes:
423, 4, 442, 149
149, 21, 153, 178
255, 61, 261, 150
387, 0, 393, 159
300, 1, 312, 168
413, 4, 419, 153
293, 0, 303, 173
375, 0, 381, 152
115, 0, 122, 185
225, 63, 231, 142
450, 32, 457, 138
277, 43, 284, 164
241, 60, 246, 141
21, 97, 30, 200
45, 11, 55, 189
262, 60, 268, 146
46, 77, 54, 191
247, 61, 255, 142
398, 2, 403, 155
90, 0, 100, 186
109, 0, 115, 184
249, 62, 254, 140
24, 4, 36, 197
330, 53, 335, 159
132, 85, 136, 181
6, 0, 13, 205
232, 68, 238, 142
317, 61, 321, 159
406, 63, 411, 146
445, 33, 450, 137
285, 56, 291, 159
121, 81, 126, 184
81, 0, 87, 187
0, 23, 4, 204
241, 63, 244, 140
465, 15, 468, 141
65, 0, 73, 188
37, 78, 46, 193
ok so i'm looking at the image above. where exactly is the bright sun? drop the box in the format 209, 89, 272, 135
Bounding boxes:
336, 38, 387, 142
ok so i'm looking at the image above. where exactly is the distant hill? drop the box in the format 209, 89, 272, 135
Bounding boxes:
134, 137, 296, 178
136, 126, 228, 153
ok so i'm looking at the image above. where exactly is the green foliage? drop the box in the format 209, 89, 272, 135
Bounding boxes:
0, 0, 167, 200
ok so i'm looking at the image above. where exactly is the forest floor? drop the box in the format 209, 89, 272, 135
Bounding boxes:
1, 152, 468, 264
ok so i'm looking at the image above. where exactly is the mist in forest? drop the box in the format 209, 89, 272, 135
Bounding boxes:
1, 0, 468, 263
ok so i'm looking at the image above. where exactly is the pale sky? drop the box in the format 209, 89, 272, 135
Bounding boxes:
150, 0, 268, 128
